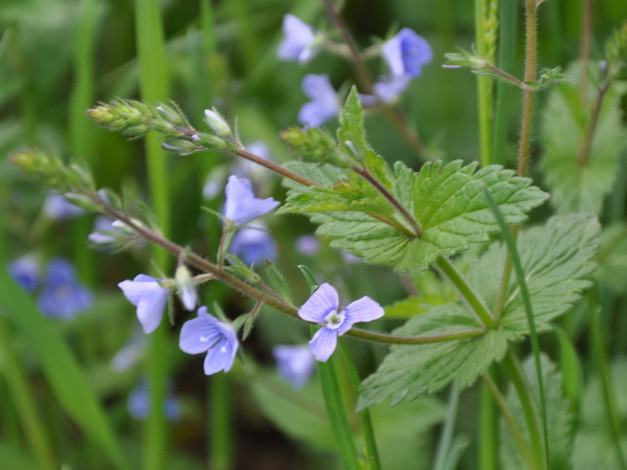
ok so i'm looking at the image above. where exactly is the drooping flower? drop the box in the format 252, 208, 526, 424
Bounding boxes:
382, 28, 433, 78
273, 345, 316, 389
9, 254, 40, 292
37, 258, 92, 320
277, 14, 319, 63
179, 306, 239, 375
118, 274, 169, 334
223, 175, 280, 225
229, 222, 277, 265
298, 283, 384, 362
298, 74, 341, 127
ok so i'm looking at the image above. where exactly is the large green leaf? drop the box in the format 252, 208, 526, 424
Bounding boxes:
499, 355, 574, 470
282, 160, 547, 270
540, 62, 627, 214
357, 214, 599, 409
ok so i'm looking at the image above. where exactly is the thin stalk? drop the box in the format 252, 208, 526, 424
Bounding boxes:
0, 317, 56, 470
517, 0, 538, 177
209, 373, 233, 470
318, 0, 427, 158
475, 0, 493, 166
339, 339, 381, 470
492, 0, 520, 167
436, 256, 496, 329
504, 354, 546, 470
577, 81, 610, 166
483, 374, 537, 470
316, 328, 360, 470
134, 1, 171, 469
100, 200, 486, 346
433, 387, 460, 470
589, 292, 627, 470
479, 379, 497, 470
233, 147, 319, 187
486, 63, 527, 90
492, 249, 512, 322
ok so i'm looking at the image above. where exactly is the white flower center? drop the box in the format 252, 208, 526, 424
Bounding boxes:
200, 335, 210, 342
324, 309, 345, 330
220, 345, 227, 353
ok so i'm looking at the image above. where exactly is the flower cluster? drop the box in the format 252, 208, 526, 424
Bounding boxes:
277, 14, 432, 126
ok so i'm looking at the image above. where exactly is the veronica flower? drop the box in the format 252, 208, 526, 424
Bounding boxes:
382, 28, 433, 78
298, 283, 384, 361
179, 306, 239, 375
9, 254, 40, 292
43, 194, 83, 220
37, 258, 92, 320
223, 175, 280, 225
229, 222, 277, 265
277, 14, 319, 63
298, 74, 341, 128
118, 274, 169, 334
273, 345, 316, 389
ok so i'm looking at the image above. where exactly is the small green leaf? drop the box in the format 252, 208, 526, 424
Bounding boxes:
280, 126, 346, 167
262, 262, 294, 303
540, 61, 627, 214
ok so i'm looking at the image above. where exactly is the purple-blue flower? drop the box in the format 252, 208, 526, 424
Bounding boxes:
273, 345, 316, 389
37, 258, 92, 320
9, 254, 40, 292
179, 306, 239, 375
127, 378, 181, 422
229, 223, 277, 265
298, 283, 384, 362
118, 274, 169, 334
298, 74, 341, 128
295, 235, 320, 256
43, 194, 83, 220
224, 175, 280, 225
277, 14, 319, 63
382, 28, 432, 78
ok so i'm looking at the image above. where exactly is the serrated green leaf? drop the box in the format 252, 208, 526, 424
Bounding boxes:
262, 262, 294, 304
282, 159, 548, 270
499, 355, 574, 470
280, 126, 346, 166
337, 87, 368, 161
540, 62, 627, 214
595, 223, 627, 293
357, 214, 599, 409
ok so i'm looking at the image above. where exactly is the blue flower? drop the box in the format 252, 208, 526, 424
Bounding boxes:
298, 74, 341, 127
382, 28, 432, 78
273, 345, 315, 389
9, 254, 40, 292
298, 283, 384, 362
277, 14, 319, 63
229, 222, 277, 265
223, 175, 280, 225
127, 378, 181, 422
43, 194, 84, 220
179, 306, 239, 375
118, 274, 169, 334
37, 258, 92, 320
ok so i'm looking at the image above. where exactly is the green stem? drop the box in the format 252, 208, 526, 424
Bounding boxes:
483, 373, 537, 470
576, 81, 610, 166
517, 0, 538, 177
0, 317, 56, 470
316, 329, 360, 470
478, 378, 497, 470
209, 373, 233, 470
433, 387, 460, 470
504, 354, 545, 470
436, 256, 496, 329
339, 339, 381, 470
475, 0, 493, 166
589, 292, 627, 470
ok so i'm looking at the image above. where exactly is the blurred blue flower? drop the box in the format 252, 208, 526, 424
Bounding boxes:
43, 193, 84, 220
298, 74, 341, 127
277, 14, 319, 63
273, 345, 315, 389
229, 222, 277, 265
9, 254, 40, 292
127, 378, 181, 422
382, 28, 432, 78
179, 306, 239, 375
110, 334, 146, 373
223, 175, 279, 225
118, 274, 169, 334
360, 76, 411, 106
298, 283, 384, 362
37, 258, 92, 320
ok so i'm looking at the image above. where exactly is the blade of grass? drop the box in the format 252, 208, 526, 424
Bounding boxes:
483, 186, 548, 469
433, 387, 461, 470
134, 1, 172, 469
478, 377, 497, 470
209, 373, 233, 470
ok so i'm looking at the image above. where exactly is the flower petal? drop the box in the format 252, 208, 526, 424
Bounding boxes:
337, 296, 384, 335
277, 14, 316, 62
203, 329, 238, 375
136, 289, 168, 334
298, 283, 339, 323
223, 175, 279, 224
273, 345, 315, 389
118, 274, 161, 306
309, 327, 337, 362
179, 307, 222, 354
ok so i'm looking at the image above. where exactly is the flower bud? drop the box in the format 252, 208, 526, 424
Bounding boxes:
204, 109, 231, 138
175, 265, 197, 311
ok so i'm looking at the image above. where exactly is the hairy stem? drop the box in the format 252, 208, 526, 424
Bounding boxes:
232, 146, 320, 187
